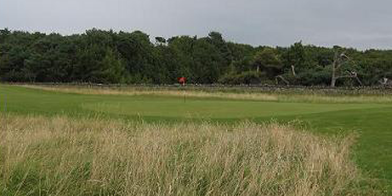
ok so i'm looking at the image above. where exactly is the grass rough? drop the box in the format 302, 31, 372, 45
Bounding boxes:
0, 115, 384, 196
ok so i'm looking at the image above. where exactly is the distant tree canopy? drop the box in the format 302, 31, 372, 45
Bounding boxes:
1, 28, 392, 86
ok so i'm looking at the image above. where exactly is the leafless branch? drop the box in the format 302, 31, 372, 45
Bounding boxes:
276, 75, 290, 85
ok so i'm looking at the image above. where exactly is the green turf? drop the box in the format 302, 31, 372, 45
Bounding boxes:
1, 85, 391, 190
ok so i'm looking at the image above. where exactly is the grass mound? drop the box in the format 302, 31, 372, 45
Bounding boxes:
0, 115, 383, 196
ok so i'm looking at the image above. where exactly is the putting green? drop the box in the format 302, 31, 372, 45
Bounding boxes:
0, 85, 385, 119
81, 99, 385, 119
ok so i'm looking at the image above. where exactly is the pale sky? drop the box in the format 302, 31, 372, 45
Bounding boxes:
1, 0, 392, 49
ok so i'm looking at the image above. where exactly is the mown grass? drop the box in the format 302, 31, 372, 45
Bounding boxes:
0, 85, 387, 119
0, 115, 385, 196
20, 84, 392, 103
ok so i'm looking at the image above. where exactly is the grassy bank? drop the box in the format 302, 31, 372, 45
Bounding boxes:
0, 115, 384, 196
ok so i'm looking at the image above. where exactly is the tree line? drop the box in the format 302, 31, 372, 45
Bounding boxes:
1, 28, 392, 87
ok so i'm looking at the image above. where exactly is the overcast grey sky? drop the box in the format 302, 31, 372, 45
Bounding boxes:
1, 0, 392, 49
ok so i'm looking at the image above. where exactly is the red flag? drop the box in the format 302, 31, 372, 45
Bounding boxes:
178, 77, 186, 85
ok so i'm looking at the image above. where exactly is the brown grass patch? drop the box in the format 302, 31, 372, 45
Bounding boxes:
0, 115, 383, 195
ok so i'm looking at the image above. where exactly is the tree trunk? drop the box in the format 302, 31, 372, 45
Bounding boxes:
291, 65, 296, 77
276, 75, 290, 85
331, 52, 339, 87
331, 75, 337, 87
355, 76, 363, 86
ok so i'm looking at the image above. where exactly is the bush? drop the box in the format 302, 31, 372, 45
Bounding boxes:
297, 66, 331, 86
219, 71, 269, 85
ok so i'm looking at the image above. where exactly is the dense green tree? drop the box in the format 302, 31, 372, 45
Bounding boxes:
167, 36, 197, 81
1, 28, 392, 86
192, 38, 224, 83
155, 37, 166, 45
284, 41, 306, 71
97, 48, 127, 83
253, 48, 282, 78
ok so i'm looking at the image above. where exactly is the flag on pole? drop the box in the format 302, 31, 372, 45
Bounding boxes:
178, 77, 186, 86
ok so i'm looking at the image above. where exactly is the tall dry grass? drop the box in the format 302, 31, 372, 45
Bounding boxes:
0, 115, 382, 196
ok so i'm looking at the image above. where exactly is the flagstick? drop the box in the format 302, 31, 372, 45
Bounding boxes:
183, 84, 186, 103
4, 93, 6, 113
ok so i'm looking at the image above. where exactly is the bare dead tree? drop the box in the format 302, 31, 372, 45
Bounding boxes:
379, 77, 392, 86
275, 65, 297, 85
379, 77, 388, 85
331, 52, 346, 87
352, 71, 363, 86
336, 71, 363, 86
330, 51, 363, 87
291, 65, 297, 77
275, 75, 290, 85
